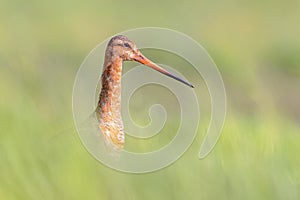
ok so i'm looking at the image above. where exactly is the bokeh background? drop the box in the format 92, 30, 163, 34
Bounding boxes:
1, 0, 300, 199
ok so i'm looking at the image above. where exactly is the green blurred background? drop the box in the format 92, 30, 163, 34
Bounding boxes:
1, 0, 300, 199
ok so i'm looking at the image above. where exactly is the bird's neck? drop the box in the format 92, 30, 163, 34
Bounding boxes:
97, 58, 123, 119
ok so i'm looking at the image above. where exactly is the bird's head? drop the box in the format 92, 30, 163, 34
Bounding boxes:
106, 35, 138, 61
105, 35, 194, 88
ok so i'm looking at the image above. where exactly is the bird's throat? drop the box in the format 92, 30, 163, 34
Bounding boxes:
96, 58, 125, 147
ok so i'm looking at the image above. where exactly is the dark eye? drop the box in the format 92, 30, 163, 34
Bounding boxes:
124, 43, 130, 48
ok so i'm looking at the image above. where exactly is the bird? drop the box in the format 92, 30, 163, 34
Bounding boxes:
95, 35, 194, 149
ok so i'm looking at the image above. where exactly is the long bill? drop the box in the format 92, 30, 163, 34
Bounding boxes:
133, 53, 194, 88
